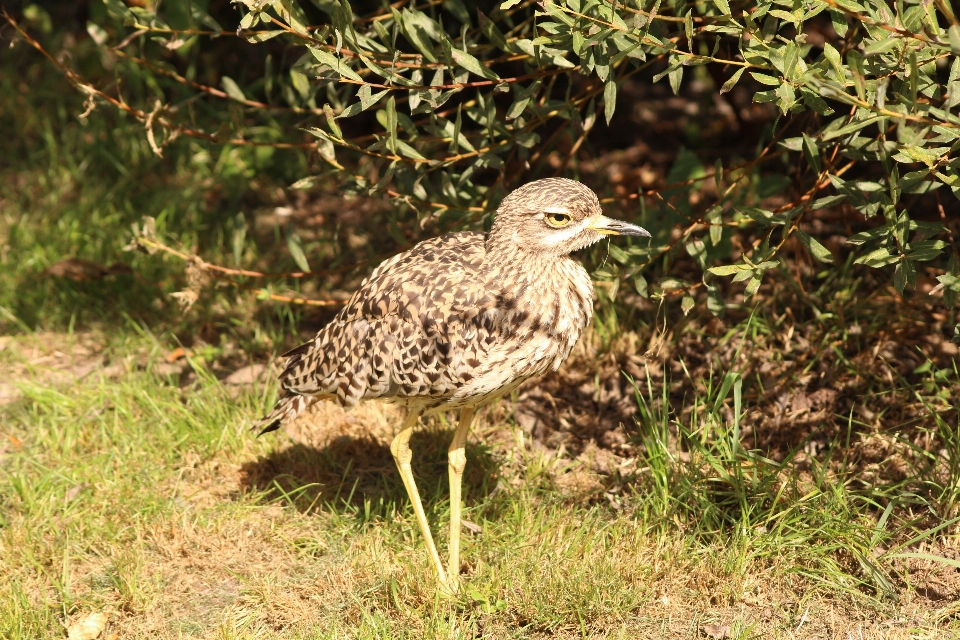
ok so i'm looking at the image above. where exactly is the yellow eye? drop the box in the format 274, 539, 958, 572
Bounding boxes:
545, 211, 572, 228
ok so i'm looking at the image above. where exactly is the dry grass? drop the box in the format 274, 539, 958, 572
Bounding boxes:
2, 318, 959, 639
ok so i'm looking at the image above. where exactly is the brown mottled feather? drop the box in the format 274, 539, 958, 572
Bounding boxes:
257, 178, 638, 433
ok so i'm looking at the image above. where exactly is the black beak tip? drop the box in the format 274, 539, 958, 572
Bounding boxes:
618, 224, 651, 238
603, 219, 651, 238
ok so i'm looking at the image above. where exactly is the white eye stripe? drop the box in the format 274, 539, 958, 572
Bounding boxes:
542, 219, 588, 245
543, 206, 571, 215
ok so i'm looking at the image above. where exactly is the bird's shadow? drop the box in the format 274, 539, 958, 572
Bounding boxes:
237, 429, 500, 523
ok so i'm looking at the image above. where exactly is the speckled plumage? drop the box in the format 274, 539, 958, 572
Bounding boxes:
256, 177, 650, 591
258, 178, 647, 434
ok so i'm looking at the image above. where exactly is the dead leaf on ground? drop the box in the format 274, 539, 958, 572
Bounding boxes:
66, 612, 108, 640
700, 622, 731, 638
165, 347, 192, 362
224, 364, 267, 385
65, 483, 86, 502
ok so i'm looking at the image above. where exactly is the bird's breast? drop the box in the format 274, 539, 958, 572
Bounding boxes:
473, 257, 594, 376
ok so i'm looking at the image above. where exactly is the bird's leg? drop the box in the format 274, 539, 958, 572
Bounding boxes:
447, 407, 474, 591
390, 409, 448, 586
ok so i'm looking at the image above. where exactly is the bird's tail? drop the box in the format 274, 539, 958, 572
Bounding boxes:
254, 391, 317, 436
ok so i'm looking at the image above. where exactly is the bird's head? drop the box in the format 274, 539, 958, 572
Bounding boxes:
489, 178, 650, 257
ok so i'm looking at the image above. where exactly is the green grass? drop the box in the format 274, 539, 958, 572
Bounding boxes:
2, 327, 959, 639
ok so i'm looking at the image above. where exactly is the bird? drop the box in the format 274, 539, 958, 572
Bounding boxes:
256, 177, 650, 592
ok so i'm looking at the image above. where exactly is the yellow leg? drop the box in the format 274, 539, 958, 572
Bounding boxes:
390, 409, 448, 585
447, 407, 474, 591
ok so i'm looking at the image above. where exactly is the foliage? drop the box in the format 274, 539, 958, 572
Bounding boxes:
7, 0, 960, 331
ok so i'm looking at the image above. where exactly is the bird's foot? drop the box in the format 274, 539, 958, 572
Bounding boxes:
436, 574, 461, 598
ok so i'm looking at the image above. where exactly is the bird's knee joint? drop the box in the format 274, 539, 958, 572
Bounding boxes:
448, 448, 466, 474
391, 434, 413, 466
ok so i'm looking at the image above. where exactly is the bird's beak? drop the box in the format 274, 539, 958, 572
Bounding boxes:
586, 215, 651, 237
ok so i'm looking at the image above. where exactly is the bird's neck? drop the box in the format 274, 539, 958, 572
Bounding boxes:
483, 239, 594, 312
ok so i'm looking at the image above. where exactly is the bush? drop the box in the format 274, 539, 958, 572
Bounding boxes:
11, 0, 960, 334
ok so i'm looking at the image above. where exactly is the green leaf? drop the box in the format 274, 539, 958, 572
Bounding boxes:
821, 116, 884, 141
450, 48, 499, 80
220, 76, 246, 102
744, 274, 762, 298
608, 243, 629, 264
846, 227, 887, 245
802, 134, 820, 174
659, 277, 690, 291
681, 295, 695, 316
708, 264, 752, 276
309, 47, 364, 82
102, 0, 134, 21
775, 82, 796, 114
634, 274, 648, 298
706, 283, 724, 316
572, 30, 585, 56
720, 67, 745, 94
947, 58, 960, 110
714, 0, 731, 16
395, 140, 427, 160
506, 80, 541, 120
801, 89, 834, 116
443, 0, 471, 25
864, 38, 899, 57
500, 0, 522, 9
892, 146, 944, 166
275, 0, 310, 35
668, 66, 683, 95
245, 30, 285, 43
286, 226, 311, 272
906, 240, 948, 261
950, 25, 960, 54
812, 194, 845, 209
822, 42, 844, 81
796, 229, 833, 263
401, 10, 439, 62
749, 72, 780, 86
290, 70, 310, 99
385, 95, 398, 153
478, 12, 510, 51
830, 9, 848, 37
604, 80, 617, 125
854, 247, 899, 267
323, 104, 342, 139
894, 259, 916, 293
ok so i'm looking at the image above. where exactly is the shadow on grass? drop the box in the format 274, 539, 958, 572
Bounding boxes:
237, 430, 501, 523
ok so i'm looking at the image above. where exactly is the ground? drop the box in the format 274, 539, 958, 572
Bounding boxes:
2, 313, 959, 638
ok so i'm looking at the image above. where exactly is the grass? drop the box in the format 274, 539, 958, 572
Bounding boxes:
2, 326, 960, 639
3, 19, 960, 639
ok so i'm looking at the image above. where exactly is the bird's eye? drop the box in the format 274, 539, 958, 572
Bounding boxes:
544, 211, 572, 228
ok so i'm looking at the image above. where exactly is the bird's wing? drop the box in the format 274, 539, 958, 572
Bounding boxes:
273, 231, 491, 410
